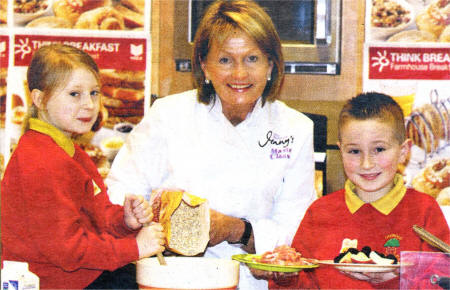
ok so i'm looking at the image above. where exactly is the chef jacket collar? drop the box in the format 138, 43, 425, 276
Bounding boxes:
345, 173, 407, 215
29, 118, 75, 157
209, 94, 264, 126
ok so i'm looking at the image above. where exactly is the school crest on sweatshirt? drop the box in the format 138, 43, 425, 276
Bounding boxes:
384, 233, 402, 260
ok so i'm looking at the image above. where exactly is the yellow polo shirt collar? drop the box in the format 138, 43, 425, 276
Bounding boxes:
29, 118, 75, 157
345, 173, 406, 215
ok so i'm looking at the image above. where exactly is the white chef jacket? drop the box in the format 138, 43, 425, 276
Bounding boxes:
106, 90, 316, 290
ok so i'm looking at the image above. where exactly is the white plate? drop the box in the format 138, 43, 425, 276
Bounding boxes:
319, 260, 401, 273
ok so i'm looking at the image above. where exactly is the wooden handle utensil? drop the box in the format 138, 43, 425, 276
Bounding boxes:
143, 222, 167, 265
413, 225, 450, 253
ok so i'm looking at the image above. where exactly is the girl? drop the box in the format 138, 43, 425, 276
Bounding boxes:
1, 44, 165, 289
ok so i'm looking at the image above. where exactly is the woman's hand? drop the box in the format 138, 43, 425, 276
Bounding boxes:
249, 268, 298, 286
136, 223, 166, 259
209, 209, 255, 253
124, 194, 153, 230
209, 209, 238, 246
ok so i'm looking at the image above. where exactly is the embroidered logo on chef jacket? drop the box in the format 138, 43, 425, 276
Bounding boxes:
92, 180, 102, 196
258, 130, 294, 159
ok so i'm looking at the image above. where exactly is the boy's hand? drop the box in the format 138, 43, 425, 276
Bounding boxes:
124, 194, 153, 230
341, 269, 399, 284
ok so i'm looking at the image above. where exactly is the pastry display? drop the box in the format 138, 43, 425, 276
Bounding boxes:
74, 6, 125, 30
412, 157, 449, 200
334, 239, 398, 265
406, 103, 448, 153
100, 69, 145, 127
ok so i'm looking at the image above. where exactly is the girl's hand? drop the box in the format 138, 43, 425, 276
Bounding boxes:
124, 194, 153, 230
136, 223, 165, 259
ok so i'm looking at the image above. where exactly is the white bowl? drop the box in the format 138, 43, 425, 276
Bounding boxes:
136, 257, 240, 289
370, 0, 415, 41
14, 0, 52, 25
100, 136, 124, 161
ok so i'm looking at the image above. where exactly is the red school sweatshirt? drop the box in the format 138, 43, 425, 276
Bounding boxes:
270, 178, 449, 289
1, 123, 139, 289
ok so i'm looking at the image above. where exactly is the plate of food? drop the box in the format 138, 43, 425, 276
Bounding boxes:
321, 238, 406, 274
319, 260, 401, 273
370, 0, 415, 40
232, 245, 319, 273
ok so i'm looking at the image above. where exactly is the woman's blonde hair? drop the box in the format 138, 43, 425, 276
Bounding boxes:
24, 44, 100, 131
192, 0, 284, 105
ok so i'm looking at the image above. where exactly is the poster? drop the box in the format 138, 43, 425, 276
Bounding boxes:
364, 0, 449, 220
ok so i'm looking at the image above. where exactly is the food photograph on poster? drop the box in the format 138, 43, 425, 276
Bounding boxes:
12, 0, 145, 30
368, 0, 450, 43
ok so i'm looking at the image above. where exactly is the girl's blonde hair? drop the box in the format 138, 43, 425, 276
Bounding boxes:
24, 44, 100, 132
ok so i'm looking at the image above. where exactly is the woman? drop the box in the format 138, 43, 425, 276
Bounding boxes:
106, 1, 316, 288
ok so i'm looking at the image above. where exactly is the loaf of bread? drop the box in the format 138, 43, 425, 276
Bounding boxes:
150, 189, 210, 256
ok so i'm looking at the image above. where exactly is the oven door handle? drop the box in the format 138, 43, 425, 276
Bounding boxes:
315, 0, 331, 45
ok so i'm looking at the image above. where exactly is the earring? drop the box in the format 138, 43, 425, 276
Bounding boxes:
205, 79, 210, 84
267, 76, 271, 81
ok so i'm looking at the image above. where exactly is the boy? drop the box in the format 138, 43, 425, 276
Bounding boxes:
270, 92, 449, 289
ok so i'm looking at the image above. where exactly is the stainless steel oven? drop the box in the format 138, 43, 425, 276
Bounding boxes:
174, 0, 342, 75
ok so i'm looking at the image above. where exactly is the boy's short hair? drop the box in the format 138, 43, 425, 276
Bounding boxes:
338, 92, 406, 144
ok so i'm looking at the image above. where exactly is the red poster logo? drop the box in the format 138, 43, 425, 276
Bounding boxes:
369, 46, 450, 80
0, 35, 8, 68
14, 35, 146, 70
